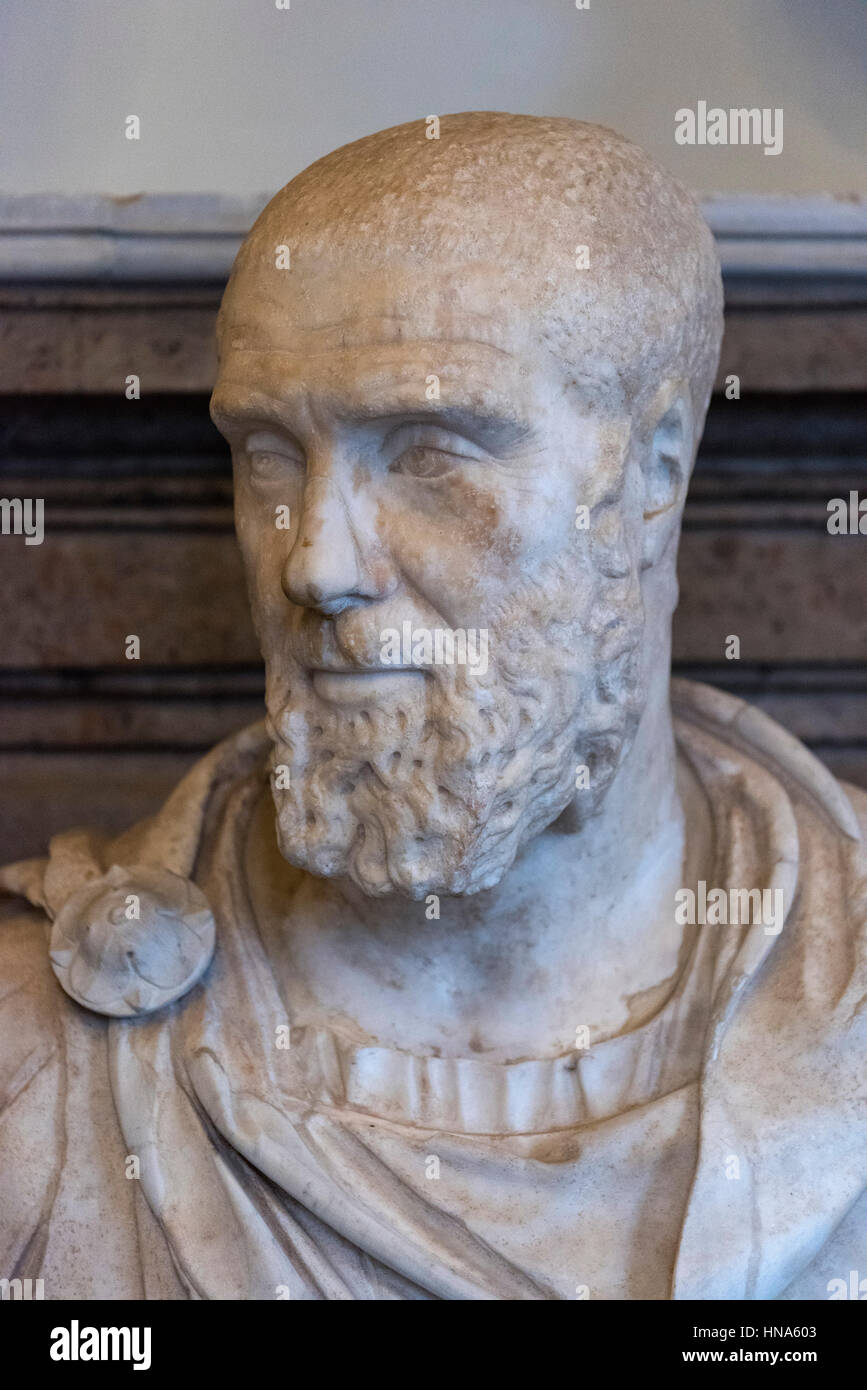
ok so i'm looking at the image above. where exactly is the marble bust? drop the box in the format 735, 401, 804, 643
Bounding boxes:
2, 113, 866, 1302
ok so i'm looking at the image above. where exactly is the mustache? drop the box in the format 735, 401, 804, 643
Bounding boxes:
282, 599, 465, 672
287, 613, 369, 671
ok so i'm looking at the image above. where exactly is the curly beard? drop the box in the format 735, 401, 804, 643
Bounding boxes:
264, 548, 645, 899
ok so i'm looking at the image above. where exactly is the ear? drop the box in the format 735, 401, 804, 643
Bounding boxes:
640, 381, 693, 569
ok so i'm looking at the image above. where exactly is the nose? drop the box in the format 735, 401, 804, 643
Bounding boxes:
281, 473, 390, 615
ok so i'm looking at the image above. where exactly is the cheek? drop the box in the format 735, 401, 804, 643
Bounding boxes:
377, 470, 575, 612
234, 491, 292, 623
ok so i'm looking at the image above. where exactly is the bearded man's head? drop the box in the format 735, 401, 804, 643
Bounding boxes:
210, 112, 723, 899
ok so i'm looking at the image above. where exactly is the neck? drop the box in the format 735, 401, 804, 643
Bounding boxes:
248, 658, 711, 1062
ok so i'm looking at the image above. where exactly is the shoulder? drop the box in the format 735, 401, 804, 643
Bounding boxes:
0, 893, 63, 1129
0, 893, 188, 1298
0, 894, 76, 1284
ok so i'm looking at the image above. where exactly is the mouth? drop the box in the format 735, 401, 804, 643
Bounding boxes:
310, 668, 426, 705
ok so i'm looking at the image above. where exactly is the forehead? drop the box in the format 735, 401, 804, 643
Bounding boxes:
214, 258, 618, 422
221, 258, 537, 357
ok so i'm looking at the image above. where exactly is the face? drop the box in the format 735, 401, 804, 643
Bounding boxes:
211, 260, 647, 898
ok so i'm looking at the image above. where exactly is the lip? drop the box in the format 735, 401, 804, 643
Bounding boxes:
311, 668, 425, 705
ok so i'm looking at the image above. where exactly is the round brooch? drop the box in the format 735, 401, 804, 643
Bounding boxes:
49, 863, 216, 1018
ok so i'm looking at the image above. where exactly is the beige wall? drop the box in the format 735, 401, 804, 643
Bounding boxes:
0, 0, 865, 198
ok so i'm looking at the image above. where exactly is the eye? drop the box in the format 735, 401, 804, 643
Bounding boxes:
243, 431, 304, 483
391, 446, 459, 480
388, 425, 484, 480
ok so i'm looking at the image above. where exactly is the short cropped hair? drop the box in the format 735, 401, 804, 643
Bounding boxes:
221, 112, 723, 431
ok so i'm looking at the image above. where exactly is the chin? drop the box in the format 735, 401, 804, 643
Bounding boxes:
270, 723, 633, 901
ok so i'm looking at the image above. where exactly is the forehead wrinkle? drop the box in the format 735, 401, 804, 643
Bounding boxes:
215, 338, 534, 415
217, 334, 521, 363
222, 299, 510, 335
219, 277, 548, 369
217, 289, 623, 408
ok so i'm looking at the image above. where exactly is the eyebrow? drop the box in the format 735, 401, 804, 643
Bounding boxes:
212, 386, 535, 450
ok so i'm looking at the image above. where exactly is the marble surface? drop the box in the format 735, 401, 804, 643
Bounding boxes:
1, 114, 865, 1300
